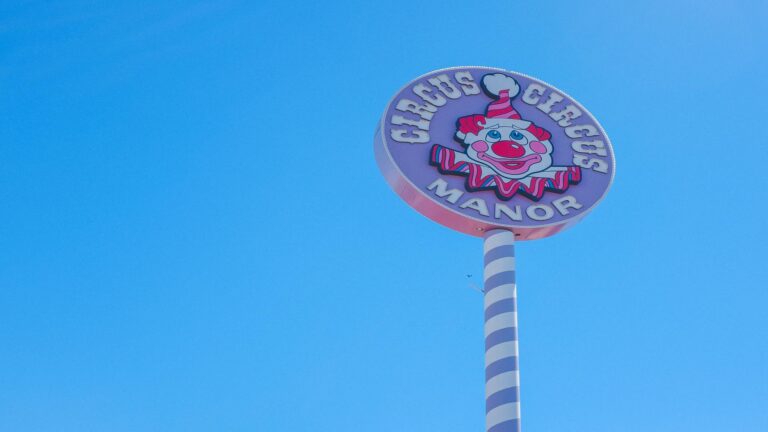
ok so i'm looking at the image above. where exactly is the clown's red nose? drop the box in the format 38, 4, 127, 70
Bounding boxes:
491, 140, 525, 158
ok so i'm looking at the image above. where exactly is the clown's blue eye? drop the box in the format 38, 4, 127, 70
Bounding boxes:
510, 130, 525, 141
487, 130, 501, 141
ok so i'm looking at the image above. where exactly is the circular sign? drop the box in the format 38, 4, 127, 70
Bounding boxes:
374, 66, 615, 240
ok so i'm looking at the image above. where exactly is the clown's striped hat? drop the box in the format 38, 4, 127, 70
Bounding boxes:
483, 73, 522, 120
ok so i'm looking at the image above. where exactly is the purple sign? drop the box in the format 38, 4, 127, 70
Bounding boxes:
374, 67, 615, 240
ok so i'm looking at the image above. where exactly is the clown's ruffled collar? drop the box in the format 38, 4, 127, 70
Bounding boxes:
430, 144, 581, 201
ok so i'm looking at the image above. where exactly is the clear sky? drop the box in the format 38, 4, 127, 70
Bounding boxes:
1, 1, 767, 431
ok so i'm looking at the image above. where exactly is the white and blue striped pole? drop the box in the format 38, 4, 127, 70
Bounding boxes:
483, 229, 520, 432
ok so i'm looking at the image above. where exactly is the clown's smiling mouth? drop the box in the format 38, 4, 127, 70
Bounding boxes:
477, 153, 542, 174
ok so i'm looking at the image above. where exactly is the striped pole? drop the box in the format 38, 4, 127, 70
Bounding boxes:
483, 229, 520, 432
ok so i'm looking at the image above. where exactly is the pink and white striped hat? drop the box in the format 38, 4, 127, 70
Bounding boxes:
482, 73, 525, 121
455, 73, 533, 141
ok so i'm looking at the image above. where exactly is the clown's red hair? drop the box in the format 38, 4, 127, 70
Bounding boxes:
526, 123, 551, 141
457, 115, 486, 136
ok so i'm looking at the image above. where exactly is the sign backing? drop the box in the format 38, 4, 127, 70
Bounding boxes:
375, 66, 615, 239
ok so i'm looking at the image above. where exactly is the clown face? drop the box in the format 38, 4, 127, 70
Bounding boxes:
430, 72, 582, 201
461, 121, 553, 180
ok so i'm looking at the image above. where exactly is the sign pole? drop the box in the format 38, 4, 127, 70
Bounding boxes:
483, 229, 520, 432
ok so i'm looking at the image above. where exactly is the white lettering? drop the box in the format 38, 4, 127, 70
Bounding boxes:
391, 114, 429, 130
573, 154, 609, 173
572, 140, 608, 157
552, 195, 582, 215
549, 104, 583, 127
536, 92, 564, 114
427, 178, 464, 204
428, 74, 462, 99
413, 83, 447, 107
495, 203, 522, 221
526, 204, 555, 221
459, 198, 489, 216
522, 83, 546, 105
395, 99, 437, 121
565, 124, 599, 138
454, 71, 481, 95
391, 128, 429, 144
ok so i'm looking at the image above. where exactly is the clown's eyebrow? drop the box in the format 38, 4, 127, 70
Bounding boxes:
486, 124, 499, 129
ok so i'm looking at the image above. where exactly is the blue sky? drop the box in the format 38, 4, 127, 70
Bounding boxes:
1, 1, 767, 431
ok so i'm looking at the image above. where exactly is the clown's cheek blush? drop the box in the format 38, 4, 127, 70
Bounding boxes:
530, 141, 548, 154
471, 140, 489, 152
